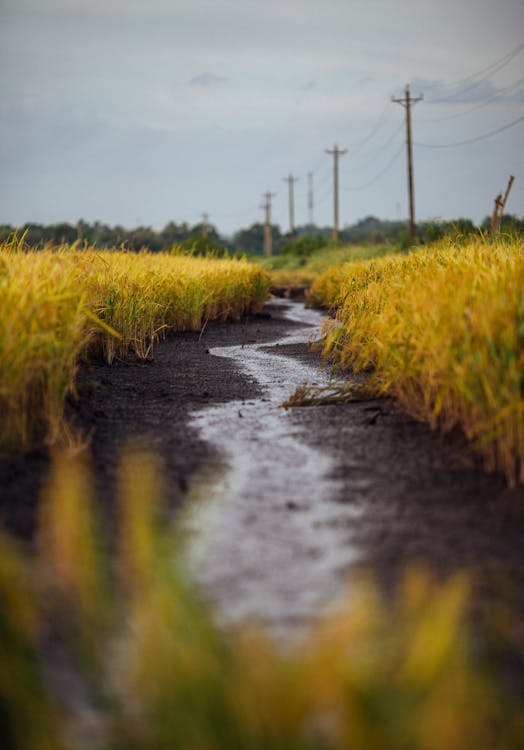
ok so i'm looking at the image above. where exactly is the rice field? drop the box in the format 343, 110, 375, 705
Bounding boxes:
0, 236, 269, 452
1, 234, 523, 749
1, 451, 522, 750
310, 236, 524, 485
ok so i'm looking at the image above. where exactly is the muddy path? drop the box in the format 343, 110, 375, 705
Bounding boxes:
179, 300, 524, 635
1, 299, 524, 634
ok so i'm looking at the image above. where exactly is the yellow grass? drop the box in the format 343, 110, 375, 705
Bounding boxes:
0, 451, 522, 750
310, 236, 524, 485
0, 237, 269, 451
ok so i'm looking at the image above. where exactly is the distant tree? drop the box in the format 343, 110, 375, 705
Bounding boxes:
420, 218, 476, 243
0, 225, 15, 242
340, 216, 408, 245
281, 235, 328, 258
232, 223, 284, 255
160, 221, 191, 247
5, 213, 520, 254
124, 227, 163, 253
480, 213, 524, 236
189, 222, 220, 242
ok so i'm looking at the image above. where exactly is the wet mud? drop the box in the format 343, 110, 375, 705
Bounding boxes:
1, 299, 523, 636
180, 301, 524, 635
180, 302, 359, 634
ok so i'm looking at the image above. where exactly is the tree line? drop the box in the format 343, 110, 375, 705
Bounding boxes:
1, 214, 522, 255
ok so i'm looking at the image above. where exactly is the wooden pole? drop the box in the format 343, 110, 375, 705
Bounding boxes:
392, 85, 423, 241
491, 175, 515, 233
283, 174, 298, 240
325, 144, 348, 241
261, 192, 275, 255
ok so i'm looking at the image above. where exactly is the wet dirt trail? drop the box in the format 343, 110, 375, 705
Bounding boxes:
1, 299, 524, 637
180, 301, 360, 636
179, 299, 524, 636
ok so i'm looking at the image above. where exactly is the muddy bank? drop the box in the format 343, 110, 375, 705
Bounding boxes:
0, 304, 303, 539
1, 299, 523, 630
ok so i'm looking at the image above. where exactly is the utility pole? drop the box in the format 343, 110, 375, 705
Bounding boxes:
325, 144, 348, 241
491, 175, 515, 233
260, 192, 275, 256
307, 172, 314, 229
201, 212, 209, 239
283, 173, 298, 240
392, 84, 423, 242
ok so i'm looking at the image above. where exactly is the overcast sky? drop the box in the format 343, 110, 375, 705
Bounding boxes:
1, 0, 523, 235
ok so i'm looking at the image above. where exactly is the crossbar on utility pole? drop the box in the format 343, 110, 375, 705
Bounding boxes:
261, 192, 275, 256
325, 144, 348, 241
392, 84, 423, 242
283, 173, 299, 240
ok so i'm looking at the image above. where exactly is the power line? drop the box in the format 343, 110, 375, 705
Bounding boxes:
315, 188, 331, 210
419, 77, 524, 123
348, 102, 392, 156
415, 113, 524, 148
342, 143, 404, 191
315, 166, 334, 191
310, 154, 330, 175
424, 41, 524, 96
340, 121, 404, 175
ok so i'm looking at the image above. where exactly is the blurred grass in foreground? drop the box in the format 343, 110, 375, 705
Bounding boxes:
310, 236, 524, 486
1, 452, 523, 750
0, 235, 269, 452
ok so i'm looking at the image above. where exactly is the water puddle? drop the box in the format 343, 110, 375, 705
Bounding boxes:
180, 300, 362, 638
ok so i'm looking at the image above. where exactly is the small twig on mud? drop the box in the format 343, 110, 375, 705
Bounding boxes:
281, 380, 377, 408
198, 317, 210, 342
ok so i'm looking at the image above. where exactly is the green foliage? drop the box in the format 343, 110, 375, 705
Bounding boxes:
339, 215, 408, 245
171, 236, 229, 257
420, 218, 477, 243
232, 222, 285, 255
0, 220, 226, 254
2, 215, 522, 257
259, 243, 399, 287
281, 235, 329, 258
480, 213, 524, 235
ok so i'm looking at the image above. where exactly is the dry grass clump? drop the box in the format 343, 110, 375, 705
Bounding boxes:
0, 237, 269, 451
310, 237, 524, 485
0, 451, 522, 750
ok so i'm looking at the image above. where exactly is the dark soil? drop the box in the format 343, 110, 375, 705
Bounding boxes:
0, 305, 304, 540
1, 300, 524, 621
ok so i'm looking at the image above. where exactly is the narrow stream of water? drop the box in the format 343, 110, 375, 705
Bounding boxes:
180, 300, 361, 637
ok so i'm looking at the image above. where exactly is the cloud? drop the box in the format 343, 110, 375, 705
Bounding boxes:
188, 72, 230, 88
353, 76, 374, 88
303, 80, 317, 91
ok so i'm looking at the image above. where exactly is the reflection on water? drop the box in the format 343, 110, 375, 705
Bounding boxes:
180, 300, 362, 637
